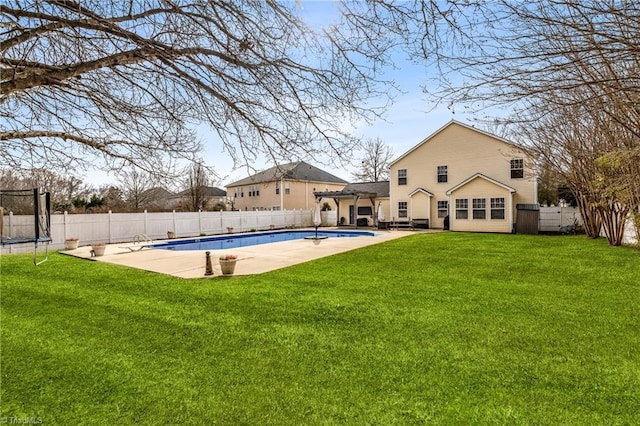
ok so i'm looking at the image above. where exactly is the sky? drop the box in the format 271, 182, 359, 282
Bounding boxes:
89, 1, 478, 190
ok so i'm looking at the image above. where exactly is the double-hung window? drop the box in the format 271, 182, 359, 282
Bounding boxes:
437, 165, 448, 183
398, 169, 407, 185
275, 183, 280, 195
398, 201, 408, 218
437, 201, 448, 218
455, 198, 468, 219
284, 182, 291, 195
472, 198, 486, 219
491, 197, 505, 219
511, 158, 524, 179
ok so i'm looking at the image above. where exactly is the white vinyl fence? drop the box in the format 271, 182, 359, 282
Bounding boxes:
539, 206, 583, 232
2, 209, 338, 253
540, 206, 637, 245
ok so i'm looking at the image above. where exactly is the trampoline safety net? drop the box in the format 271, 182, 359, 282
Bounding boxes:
1, 188, 52, 246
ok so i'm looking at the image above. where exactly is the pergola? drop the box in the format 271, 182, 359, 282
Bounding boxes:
313, 190, 379, 228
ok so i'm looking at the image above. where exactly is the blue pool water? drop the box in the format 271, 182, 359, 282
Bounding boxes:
152, 230, 376, 251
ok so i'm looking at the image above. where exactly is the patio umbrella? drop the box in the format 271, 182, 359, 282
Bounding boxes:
313, 199, 322, 238
377, 202, 385, 224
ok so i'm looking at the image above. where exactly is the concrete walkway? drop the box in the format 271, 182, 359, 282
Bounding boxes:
62, 228, 440, 279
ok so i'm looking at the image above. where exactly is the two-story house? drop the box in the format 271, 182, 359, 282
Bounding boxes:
389, 120, 537, 233
226, 161, 348, 211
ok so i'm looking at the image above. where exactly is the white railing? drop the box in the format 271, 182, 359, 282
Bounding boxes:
2, 209, 338, 253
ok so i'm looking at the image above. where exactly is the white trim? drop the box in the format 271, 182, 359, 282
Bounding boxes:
446, 173, 517, 196
408, 187, 434, 197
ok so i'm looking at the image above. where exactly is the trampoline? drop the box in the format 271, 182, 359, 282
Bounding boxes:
1, 188, 52, 265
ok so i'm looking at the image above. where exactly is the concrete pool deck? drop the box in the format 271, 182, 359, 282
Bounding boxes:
61, 228, 440, 278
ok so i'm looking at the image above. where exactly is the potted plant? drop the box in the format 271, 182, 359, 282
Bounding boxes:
167, 231, 175, 239
91, 242, 106, 257
219, 254, 238, 275
64, 237, 79, 250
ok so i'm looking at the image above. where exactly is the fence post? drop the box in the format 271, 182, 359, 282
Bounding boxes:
8, 211, 13, 253
108, 210, 112, 243
64, 210, 69, 240
172, 210, 176, 237
198, 209, 202, 235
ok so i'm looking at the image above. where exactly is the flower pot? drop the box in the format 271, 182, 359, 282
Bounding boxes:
65, 239, 79, 250
91, 244, 106, 257
219, 259, 237, 275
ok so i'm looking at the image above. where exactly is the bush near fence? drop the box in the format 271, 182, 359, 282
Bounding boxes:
539, 206, 637, 245
1, 210, 338, 253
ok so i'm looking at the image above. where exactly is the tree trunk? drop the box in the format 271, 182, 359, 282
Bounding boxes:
576, 192, 601, 239
598, 203, 629, 246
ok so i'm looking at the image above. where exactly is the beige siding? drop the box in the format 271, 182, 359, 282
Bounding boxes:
410, 191, 430, 220
449, 178, 512, 233
390, 121, 536, 231
228, 180, 345, 211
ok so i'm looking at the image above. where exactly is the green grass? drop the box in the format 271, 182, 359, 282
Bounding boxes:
1, 233, 639, 424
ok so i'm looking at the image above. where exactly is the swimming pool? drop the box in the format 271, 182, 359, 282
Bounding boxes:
152, 230, 376, 251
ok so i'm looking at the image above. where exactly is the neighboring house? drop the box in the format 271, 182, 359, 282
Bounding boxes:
389, 120, 537, 233
167, 186, 227, 211
138, 187, 175, 211
315, 181, 390, 227
226, 161, 348, 211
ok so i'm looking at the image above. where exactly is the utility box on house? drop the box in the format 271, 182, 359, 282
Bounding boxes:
516, 204, 540, 234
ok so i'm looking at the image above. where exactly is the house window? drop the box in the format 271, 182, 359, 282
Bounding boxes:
284, 182, 290, 195
358, 206, 373, 216
472, 198, 486, 219
398, 169, 407, 185
272, 206, 281, 211
398, 201, 408, 218
276, 183, 280, 195
437, 165, 448, 183
491, 197, 505, 219
511, 158, 524, 179
455, 198, 468, 219
437, 201, 448, 218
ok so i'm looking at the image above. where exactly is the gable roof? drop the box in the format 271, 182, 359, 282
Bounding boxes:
170, 186, 227, 198
445, 173, 516, 195
141, 187, 174, 199
390, 120, 523, 166
342, 181, 390, 198
227, 161, 348, 187
408, 187, 434, 197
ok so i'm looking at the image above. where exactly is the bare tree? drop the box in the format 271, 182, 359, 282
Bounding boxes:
117, 167, 158, 212
0, 0, 397, 176
182, 162, 209, 212
0, 168, 90, 212
518, 92, 639, 245
351, 138, 393, 182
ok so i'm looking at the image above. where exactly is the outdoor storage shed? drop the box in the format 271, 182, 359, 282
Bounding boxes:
516, 204, 540, 234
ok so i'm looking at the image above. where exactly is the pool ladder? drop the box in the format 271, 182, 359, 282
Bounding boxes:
133, 234, 152, 244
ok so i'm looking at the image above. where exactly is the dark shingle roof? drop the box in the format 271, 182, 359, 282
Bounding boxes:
342, 181, 390, 197
171, 186, 226, 198
227, 161, 348, 186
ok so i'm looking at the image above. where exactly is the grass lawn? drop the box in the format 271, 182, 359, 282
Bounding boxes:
1, 233, 639, 424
